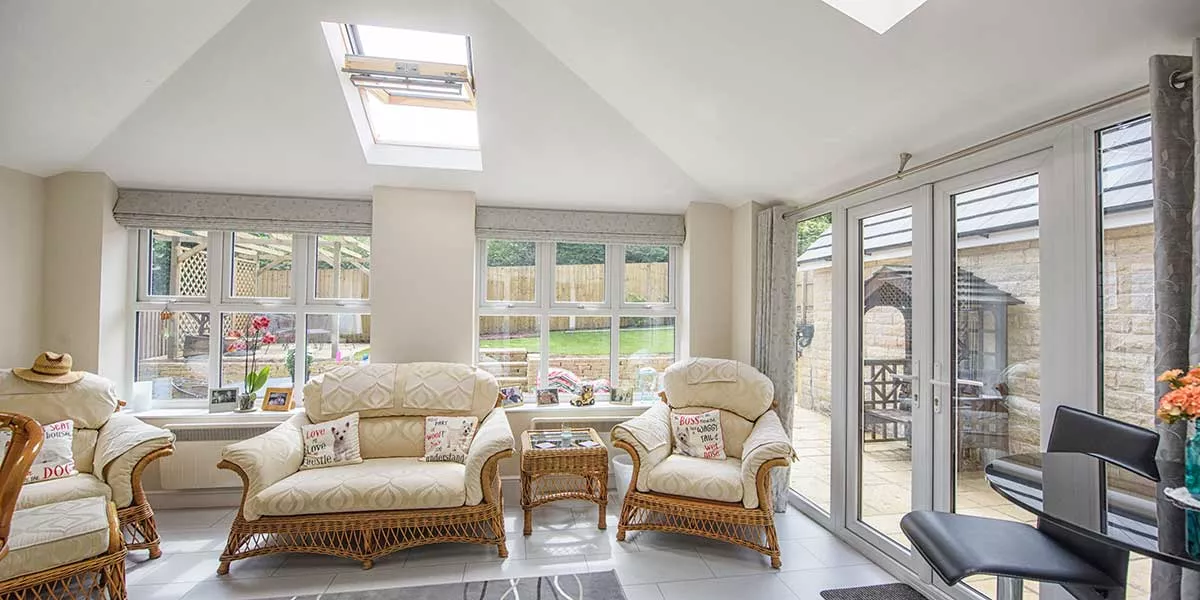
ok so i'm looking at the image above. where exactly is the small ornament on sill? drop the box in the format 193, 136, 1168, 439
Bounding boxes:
571, 384, 596, 407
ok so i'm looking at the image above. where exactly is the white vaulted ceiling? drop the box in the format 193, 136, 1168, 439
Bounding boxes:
0, 0, 1197, 211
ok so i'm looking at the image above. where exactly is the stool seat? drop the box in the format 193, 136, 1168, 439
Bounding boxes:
900, 511, 1120, 589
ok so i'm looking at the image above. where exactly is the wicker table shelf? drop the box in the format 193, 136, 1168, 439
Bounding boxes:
520, 428, 608, 536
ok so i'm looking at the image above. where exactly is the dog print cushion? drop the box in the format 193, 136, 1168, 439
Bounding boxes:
670, 409, 727, 460
0, 419, 77, 483
300, 413, 363, 470
422, 416, 478, 463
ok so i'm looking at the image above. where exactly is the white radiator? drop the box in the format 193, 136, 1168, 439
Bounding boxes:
159, 422, 280, 490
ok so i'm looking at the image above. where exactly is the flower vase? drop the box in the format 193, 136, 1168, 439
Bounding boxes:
1187, 425, 1200, 559
236, 392, 258, 412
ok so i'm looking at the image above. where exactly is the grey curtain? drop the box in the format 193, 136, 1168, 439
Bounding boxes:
754, 205, 797, 510
114, 189, 372, 235
475, 206, 686, 245
1150, 40, 1198, 600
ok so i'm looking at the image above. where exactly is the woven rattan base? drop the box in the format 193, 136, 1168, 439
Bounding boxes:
0, 547, 127, 600
616, 488, 782, 567
117, 502, 161, 560
218, 503, 507, 573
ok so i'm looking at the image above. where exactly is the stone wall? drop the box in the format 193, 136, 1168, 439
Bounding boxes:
527, 355, 675, 389
794, 224, 1155, 457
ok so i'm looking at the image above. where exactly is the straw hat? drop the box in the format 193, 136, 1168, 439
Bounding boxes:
13, 352, 85, 385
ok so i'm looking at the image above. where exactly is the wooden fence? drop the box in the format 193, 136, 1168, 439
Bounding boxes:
255, 269, 369, 299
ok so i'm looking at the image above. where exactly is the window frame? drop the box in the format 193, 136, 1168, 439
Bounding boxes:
132, 230, 371, 409
476, 239, 679, 396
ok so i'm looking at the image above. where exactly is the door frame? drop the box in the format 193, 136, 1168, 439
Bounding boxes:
843, 185, 935, 576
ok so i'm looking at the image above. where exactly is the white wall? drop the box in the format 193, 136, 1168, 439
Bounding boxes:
371, 187, 477, 363
730, 201, 763, 364
42, 172, 127, 389
681, 202, 733, 360
0, 166, 46, 368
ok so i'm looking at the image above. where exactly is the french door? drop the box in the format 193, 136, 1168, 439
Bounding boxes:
844, 152, 1050, 600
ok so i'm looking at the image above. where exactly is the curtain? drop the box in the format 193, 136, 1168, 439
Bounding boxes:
113, 189, 372, 235
754, 205, 797, 510
475, 206, 686, 246
1150, 40, 1198, 600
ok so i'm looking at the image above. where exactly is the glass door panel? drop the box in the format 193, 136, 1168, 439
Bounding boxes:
793, 213, 834, 514
847, 187, 932, 569
934, 164, 1045, 600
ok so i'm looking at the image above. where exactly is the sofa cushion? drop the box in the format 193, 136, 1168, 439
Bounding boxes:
72, 429, 98, 474
358, 416, 425, 458
670, 410, 726, 460
304, 363, 498, 423
0, 371, 119, 430
663, 358, 773, 422
644, 455, 743, 503
669, 407, 754, 458
0, 496, 114, 581
16, 473, 111, 511
250, 458, 466, 517
300, 413, 363, 470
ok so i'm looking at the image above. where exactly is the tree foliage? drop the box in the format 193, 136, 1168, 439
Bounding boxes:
486, 241, 536, 266
797, 214, 832, 255
486, 241, 669, 266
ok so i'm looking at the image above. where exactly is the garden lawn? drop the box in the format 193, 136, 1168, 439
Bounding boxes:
479, 327, 674, 355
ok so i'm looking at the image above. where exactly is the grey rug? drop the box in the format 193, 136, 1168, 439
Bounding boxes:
821, 583, 928, 600
280, 570, 625, 599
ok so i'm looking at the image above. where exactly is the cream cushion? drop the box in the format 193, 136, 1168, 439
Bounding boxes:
644, 455, 744, 504
250, 458, 466, 517
0, 371, 119, 430
303, 363, 499, 423
16, 474, 111, 511
72, 429, 98, 474
0, 497, 113, 580
358, 416, 425, 458
663, 358, 773, 422
670, 406, 754, 458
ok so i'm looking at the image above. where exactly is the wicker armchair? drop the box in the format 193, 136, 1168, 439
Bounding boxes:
0, 371, 175, 559
217, 362, 515, 574
612, 358, 796, 567
0, 412, 127, 599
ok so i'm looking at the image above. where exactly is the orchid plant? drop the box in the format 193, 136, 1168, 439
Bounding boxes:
227, 315, 277, 397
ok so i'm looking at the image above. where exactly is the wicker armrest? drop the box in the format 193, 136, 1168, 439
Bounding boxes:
611, 402, 672, 493
219, 414, 306, 521
739, 410, 795, 509
465, 409, 515, 505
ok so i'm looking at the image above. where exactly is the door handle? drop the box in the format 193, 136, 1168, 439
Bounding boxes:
930, 379, 952, 413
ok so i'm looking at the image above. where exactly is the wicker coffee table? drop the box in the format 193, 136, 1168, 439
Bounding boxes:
520, 428, 608, 536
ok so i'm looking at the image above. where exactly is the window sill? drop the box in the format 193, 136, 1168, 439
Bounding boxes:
124, 406, 302, 427
502, 401, 653, 414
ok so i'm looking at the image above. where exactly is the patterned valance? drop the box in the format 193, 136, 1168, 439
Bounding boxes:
475, 207, 685, 246
113, 189, 372, 235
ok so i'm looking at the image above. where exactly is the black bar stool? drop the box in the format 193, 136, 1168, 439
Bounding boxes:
901, 406, 1159, 600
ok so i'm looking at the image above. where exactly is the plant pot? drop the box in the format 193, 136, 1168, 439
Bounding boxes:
236, 392, 258, 412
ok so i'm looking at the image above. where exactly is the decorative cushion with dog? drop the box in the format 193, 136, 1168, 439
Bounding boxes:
0, 419, 77, 483
300, 413, 363, 470
670, 409, 727, 460
423, 416, 478, 463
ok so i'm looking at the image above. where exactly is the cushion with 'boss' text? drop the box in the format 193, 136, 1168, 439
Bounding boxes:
670, 410, 727, 460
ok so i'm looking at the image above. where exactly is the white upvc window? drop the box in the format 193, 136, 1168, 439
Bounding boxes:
130, 230, 371, 409
476, 240, 680, 403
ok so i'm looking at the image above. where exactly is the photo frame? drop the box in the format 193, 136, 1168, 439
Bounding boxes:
209, 387, 239, 413
612, 387, 634, 406
536, 388, 559, 406
500, 386, 525, 408
262, 387, 294, 412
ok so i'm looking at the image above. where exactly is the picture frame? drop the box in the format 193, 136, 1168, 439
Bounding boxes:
262, 387, 294, 412
500, 386, 524, 408
208, 387, 239, 413
612, 387, 634, 406
536, 388, 560, 406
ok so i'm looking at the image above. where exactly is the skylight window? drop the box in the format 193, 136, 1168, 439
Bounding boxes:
821, 0, 929, 34
321, 22, 482, 170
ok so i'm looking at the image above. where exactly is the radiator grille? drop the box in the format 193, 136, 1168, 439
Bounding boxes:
167, 425, 279, 443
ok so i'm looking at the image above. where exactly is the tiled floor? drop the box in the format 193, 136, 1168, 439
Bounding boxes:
128, 482, 894, 600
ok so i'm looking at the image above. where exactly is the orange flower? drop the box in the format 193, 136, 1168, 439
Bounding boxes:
1159, 369, 1184, 383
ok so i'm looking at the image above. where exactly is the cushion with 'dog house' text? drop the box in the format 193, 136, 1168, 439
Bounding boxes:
300, 413, 363, 470
0, 419, 77, 483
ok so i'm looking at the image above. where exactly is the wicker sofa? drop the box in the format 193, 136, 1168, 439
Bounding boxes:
0, 370, 176, 560
612, 358, 796, 567
217, 362, 515, 573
